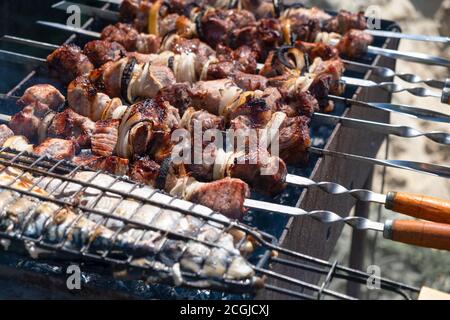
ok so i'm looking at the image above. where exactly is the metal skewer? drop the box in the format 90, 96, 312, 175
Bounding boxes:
364, 29, 450, 45
341, 76, 449, 104
246, 198, 450, 251
344, 60, 447, 90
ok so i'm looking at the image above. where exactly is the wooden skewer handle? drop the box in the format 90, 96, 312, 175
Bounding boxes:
384, 220, 450, 251
385, 191, 450, 224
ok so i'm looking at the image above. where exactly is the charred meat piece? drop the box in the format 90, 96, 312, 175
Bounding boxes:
232, 18, 282, 60
34, 138, 77, 160
280, 90, 319, 117
128, 157, 161, 186
83, 40, 127, 67
323, 10, 367, 34
228, 148, 287, 196
200, 9, 256, 48
216, 44, 259, 75
278, 116, 311, 165
47, 109, 95, 149
308, 57, 345, 95
294, 40, 340, 61
17, 84, 65, 111
157, 83, 192, 115
101, 23, 161, 54
119, 0, 153, 32
0, 125, 14, 146
336, 29, 373, 59
308, 73, 335, 113
181, 107, 225, 133
73, 153, 129, 176
91, 120, 120, 157
47, 44, 94, 85
9, 101, 52, 142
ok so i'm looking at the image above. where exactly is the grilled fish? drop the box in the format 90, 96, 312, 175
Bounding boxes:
0, 166, 261, 291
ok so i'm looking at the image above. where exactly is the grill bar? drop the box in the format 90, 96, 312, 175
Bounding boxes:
0, 149, 421, 299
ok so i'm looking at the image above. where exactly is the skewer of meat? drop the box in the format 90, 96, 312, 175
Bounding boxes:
3, 87, 450, 223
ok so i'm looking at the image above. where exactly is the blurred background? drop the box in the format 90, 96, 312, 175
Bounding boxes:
305, 0, 450, 298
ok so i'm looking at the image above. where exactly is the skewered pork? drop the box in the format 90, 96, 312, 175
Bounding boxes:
47, 109, 95, 148
84, 40, 127, 68
46, 44, 95, 85
101, 23, 162, 54
17, 84, 65, 111
33, 138, 77, 160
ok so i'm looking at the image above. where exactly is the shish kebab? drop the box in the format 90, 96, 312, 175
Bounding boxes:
35, 28, 445, 129
4, 34, 447, 90
1, 31, 448, 172
4, 38, 449, 176
2, 39, 449, 125
2, 120, 450, 254
36, 20, 450, 104
2, 119, 450, 255
48, 0, 450, 68
92, 0, 450, 45
1, 85, 450, 224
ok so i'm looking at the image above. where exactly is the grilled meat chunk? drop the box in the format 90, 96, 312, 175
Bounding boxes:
83, 40, 127, 67
157, 83, 192, 115
323, 10, 367, 34
17, 84, 65, 111
47, 44, 94, 84
33, 138, 77, 160
102, 57, 176, 103
188, 146, 287, 196
200, 9, 257, 48
295, 41, 340, 61
189, 79, 243, 116
128, 157, 161, 186
336, 29, 373, 59
9, 101, 52, 142
47, 109, 95, 148
91, 120, 120, 157
278, 116, 311, 165
101, 23, 161, 54
168, 176, 250, 220
73, 153, 129, 176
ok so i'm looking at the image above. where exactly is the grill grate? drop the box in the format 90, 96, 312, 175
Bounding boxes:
0, 148, 420, 299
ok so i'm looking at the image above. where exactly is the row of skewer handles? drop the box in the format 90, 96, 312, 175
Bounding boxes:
0, 0, 449, 253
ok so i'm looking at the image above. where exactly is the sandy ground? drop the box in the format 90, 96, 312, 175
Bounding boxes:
304, 0, 450, 297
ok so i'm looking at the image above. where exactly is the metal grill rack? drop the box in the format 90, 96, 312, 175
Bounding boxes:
0, 148, 421, 299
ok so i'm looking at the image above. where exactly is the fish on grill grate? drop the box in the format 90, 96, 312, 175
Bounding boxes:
0, 167, 261, 291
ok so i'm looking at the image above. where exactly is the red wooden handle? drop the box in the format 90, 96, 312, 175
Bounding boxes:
386, 192, 450, 224
385, 220, 450, 251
